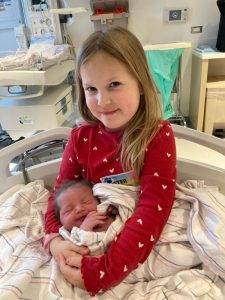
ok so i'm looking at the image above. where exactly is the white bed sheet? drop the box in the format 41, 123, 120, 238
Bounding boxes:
1, 180, 225, 299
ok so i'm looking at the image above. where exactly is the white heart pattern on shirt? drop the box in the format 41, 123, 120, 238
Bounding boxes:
93, 146, 98, 150
158, 204, 162, 211
150, 235, 155, 242
138, 242, 144, 248
100, 270, 105, 279
83, 138, 88, 142
166, 152, 171, 157
162, 184, 167, 190
124, 265, 128, 272
137, 218, 143, 225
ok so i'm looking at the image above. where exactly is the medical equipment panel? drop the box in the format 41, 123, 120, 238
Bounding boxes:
0, 0, 25, 52
0, 84, 73, 131
0, 0, 23, 30
22, 0, 63, 44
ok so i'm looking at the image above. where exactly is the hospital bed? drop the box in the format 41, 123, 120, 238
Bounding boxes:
0, 125, 225, 299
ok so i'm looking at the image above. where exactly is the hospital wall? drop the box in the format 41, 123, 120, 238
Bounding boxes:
65, 0, 220, 117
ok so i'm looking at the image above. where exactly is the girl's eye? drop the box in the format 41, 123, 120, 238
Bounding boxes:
110, 81, 121, 88
85, 87, 97, 93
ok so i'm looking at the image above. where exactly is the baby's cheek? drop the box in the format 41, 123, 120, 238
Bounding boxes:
61, 215, 72, 231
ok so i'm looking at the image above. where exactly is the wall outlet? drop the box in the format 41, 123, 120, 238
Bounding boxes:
191, 26, 203, 33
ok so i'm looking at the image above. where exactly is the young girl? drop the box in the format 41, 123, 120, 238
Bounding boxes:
43, 26, 176, 296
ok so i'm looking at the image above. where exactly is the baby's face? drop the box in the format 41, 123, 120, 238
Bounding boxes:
58, 185, 98, 231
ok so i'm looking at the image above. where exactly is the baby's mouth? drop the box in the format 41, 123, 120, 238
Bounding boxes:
75, 215, 86, 227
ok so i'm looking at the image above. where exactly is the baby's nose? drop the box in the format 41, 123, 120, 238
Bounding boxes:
75, 204, 84, 213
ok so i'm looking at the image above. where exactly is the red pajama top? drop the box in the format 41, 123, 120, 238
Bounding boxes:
45, 120, 176, 296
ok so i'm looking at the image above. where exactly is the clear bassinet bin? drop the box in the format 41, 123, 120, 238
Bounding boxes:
0, 43, 75, 99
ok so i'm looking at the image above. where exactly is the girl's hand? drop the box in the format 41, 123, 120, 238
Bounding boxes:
57, 254, 84, 288
49, 236, 89, 260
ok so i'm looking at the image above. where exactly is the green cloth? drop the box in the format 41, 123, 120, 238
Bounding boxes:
145, 48, 184, 119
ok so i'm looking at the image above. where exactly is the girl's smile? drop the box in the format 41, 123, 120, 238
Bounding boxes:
100, 109, 119, 115
80, 52, 142, 131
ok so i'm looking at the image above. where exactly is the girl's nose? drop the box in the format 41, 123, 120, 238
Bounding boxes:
97, 91, 111, 107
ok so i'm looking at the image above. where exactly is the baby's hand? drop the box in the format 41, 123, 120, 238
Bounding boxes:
80, 211, 107, 231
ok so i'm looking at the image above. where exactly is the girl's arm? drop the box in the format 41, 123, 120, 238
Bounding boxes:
45, 128, 82, 234
44, 128, 85, 260
80, 122, 177, 296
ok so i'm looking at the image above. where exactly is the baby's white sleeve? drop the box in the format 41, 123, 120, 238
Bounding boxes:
59, 226, 106, 254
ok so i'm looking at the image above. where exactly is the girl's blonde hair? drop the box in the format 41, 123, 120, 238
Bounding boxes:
76, 27, 162, 176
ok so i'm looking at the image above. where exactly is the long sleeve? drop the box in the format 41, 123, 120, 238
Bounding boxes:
81, 122, 176, 295
44, 129, 83, 233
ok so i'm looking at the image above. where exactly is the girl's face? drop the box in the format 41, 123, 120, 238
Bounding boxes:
58, 185, 98, 232
80, 52, 141, 131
